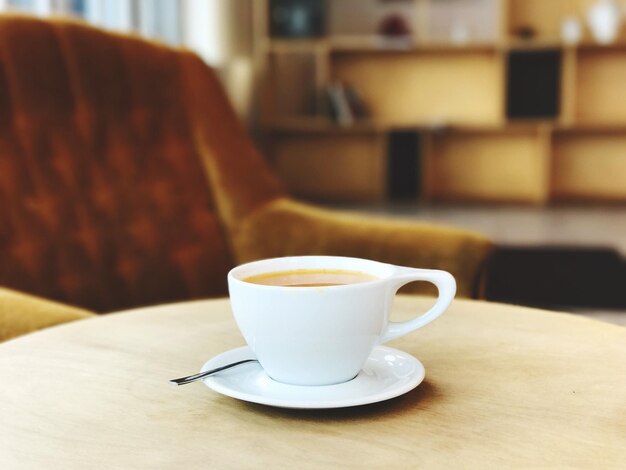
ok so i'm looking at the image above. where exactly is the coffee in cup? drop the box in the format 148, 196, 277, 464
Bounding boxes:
243, 269, 378, 287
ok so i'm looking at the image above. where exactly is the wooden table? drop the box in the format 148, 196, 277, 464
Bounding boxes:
1, 297, 625, 468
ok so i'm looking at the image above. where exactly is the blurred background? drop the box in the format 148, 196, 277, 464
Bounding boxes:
2, 0, 626, 323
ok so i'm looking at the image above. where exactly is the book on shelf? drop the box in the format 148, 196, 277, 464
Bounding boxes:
325, 82, 370, 126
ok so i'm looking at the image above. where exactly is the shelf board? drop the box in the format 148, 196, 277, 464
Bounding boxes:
266, 118, 382, 133
264, 36, 500, 54
263, 38, 327, 53
265, 118, 556, 134
506, 38, 626, 51
504, 39, 569, 51
263, 36, 626, 55
329, 36, 498, 53
576, 41, 626, 51
267, 118, 626, 135
554, 122, 626, 133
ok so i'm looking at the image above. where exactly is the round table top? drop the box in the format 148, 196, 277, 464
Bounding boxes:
1, 296, 625, 468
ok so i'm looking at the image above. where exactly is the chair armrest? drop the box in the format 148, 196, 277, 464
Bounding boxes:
0, 288, 94, 342
232, 198, 494, 298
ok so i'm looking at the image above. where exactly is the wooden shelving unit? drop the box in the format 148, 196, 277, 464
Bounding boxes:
254, 0, 626, 203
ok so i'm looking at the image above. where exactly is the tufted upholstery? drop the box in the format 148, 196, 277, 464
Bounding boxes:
0, 16, 282, 312
0, 16, 492, 323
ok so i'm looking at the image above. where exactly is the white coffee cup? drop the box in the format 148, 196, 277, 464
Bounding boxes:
228, 256, 456, 386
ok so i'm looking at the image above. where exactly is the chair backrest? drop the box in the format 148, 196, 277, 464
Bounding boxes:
0, 16, 284, 312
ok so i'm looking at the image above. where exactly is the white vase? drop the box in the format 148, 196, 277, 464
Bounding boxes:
561, 17, 583, 45
587, 0, 622, 44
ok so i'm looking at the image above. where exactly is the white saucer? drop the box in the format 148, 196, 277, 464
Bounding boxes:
201, 345, 425, 409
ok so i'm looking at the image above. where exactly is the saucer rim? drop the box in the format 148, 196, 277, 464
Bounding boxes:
201, 345, 425, 409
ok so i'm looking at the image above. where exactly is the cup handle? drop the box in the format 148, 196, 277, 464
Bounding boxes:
380, 267, 456, 344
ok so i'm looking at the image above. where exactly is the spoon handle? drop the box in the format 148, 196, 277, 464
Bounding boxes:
169, 359, 257, 386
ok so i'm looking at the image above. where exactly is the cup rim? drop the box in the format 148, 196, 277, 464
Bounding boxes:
228, 255, 395, 291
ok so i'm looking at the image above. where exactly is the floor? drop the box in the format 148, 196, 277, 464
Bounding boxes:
332, 203, 626, 254
326, 202, 626, 327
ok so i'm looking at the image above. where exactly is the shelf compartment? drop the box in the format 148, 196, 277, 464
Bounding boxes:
330, 49, 503, 125
268, 0, 325, 38
552, 132, 626, 200
328, 0, 419, 39
267, 51, 319, 118
271, 133, 386, 202
575, 49, 626, 124
429, 129, 549, 203
508, 0, 583, 42
427, 0, 499, 44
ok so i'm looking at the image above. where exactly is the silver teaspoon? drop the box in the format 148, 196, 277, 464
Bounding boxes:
169, 359, 258, 386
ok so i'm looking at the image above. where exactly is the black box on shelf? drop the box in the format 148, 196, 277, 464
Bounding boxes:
269, 0, 326, 38
506, 50, 562, 119
387, 131, 421, 200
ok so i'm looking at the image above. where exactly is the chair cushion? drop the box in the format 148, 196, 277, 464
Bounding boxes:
0, 287, 93, 342
232, 198, 493, 298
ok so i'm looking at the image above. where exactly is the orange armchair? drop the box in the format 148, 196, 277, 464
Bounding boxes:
0, 16, 492, 339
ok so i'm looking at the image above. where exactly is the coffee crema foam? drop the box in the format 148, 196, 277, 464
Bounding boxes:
243, 269, 378, 287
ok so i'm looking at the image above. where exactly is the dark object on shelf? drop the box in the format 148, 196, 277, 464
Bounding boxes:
325, 82, 370, 125
343, 85, 370, 119
378, 14, 412, 37
512, 25, 537, 40
326, 82, 354, 126
485, 246, 626, 309
387, 131, 421, 200
269, 0, 325, 38
506, 49, 562, 119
